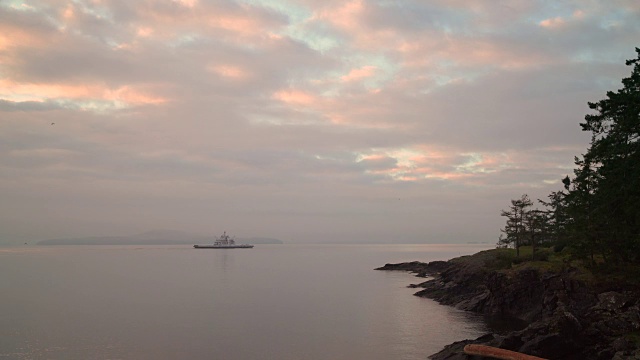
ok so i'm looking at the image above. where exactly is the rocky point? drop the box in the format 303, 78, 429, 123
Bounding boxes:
376, 249, 640, 360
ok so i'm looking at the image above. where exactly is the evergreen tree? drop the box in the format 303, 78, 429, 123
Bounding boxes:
525, 208, 550, 257
577, 47, 640, 263
498, 49, 640, 266
564, 157, 603, 263
500, 194, 533, 257
538, 188, 569, 250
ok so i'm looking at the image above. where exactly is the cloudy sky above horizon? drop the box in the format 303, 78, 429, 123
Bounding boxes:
1, 0, 639, 244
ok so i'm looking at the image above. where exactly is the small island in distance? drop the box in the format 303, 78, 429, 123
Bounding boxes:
37, 229, 284, 246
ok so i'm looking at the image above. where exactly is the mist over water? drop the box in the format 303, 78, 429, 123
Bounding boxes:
0, 243, 491, 359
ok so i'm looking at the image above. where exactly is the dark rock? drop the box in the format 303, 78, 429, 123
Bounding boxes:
428, 334, 496, 360
519, 333, 565, 358
378, 250, 640, 360
455, 290, 490, 311
612, 337, 634, 352
375, 260, 450, 277
595, 291, 630, 312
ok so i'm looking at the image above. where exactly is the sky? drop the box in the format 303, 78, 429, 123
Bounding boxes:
1, 0, 639, 245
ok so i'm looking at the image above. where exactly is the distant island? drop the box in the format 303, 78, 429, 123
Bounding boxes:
37, 229, 283, 245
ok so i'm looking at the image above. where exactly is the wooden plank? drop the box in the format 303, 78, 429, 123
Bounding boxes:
463, 344, 548, 360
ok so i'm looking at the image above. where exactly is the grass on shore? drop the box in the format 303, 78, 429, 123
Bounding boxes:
626, 331, 640, 346
468, 246, 640, 287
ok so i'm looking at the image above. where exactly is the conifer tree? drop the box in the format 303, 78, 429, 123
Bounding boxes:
500, 194, 533, 257
576, 47, 640, 263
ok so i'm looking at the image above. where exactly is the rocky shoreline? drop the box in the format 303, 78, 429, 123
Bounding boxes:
376, 250, 640, 360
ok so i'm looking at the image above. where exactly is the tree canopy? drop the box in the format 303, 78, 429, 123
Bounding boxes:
499, 48, 640, 265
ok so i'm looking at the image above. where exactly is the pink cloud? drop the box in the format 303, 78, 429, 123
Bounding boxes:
136, 26, 154, 38
103, 86, 168, 105
272, 89, 317, 106
172, 0, 198, 8
207, 13, 267, 38
310, 0, 405, 52
62, 3, 75, 20
396, 35, 554, 73
340, 65, 377, 82
0, 80, 95, 101
539, 9, 586, 29
539, 16, 566, 28
0, 80, 168, 106
0, 24, 47, 51
306, 2, 565, 75
208, 64, 251, 80
313, 0, 365, 33
101, 1, 286, 47
353, 145, 526, 184
357, 154, 390, 162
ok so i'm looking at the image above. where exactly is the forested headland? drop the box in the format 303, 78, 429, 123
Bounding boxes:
378, 48, 640, 360
498, 47, 640, 271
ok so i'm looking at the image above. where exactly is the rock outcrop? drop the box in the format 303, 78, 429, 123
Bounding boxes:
376, 250, 640, 360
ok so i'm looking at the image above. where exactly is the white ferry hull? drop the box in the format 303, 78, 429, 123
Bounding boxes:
193, 244, 254, 249
194, 231, 253, 249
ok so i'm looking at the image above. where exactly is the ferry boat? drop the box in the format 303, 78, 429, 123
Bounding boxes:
193, 232, 254, 249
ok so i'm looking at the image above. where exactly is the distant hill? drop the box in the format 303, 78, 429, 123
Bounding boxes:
37, 230, 283, 245
243, 237, 284, 245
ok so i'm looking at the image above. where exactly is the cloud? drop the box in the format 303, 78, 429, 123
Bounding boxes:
0, 99, 61, 112
340, 65, 378, 82
1, 0, 639, 244
272, 89, 317, 106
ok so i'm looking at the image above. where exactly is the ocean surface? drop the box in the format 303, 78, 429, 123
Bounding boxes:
0, 243, 493, 360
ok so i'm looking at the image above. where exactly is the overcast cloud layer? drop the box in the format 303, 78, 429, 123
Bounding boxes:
1, 0, 639, 244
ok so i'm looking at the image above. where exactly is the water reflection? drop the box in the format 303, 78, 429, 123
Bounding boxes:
0, 244, 491, 360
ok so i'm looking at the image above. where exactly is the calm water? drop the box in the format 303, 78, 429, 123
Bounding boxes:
0, 243, 492, 359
